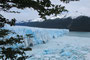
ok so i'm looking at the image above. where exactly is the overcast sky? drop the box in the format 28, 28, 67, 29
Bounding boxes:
0, 0, 90, 22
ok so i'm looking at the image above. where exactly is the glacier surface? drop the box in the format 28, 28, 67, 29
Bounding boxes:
3, 24, 69, 47
2, 25, 90, 60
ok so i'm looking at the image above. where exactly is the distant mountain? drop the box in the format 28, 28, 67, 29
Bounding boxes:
69, 16, 90, 31
16, 16, 90, 31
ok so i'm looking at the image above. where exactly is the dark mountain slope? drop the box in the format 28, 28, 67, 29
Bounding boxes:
16, 17, 72, 29
69, 16, 90, 31
16, 16, 90, 31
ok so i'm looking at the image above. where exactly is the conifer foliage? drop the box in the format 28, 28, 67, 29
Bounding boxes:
0, 0, 79, 19
0, 14, 16, 27
0, 15, 32, 60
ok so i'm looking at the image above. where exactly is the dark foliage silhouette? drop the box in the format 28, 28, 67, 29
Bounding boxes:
0, 15, 32, 60
0, 0, 79, 19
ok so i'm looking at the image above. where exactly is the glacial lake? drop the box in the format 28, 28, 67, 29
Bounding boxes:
67, 31, 90, 38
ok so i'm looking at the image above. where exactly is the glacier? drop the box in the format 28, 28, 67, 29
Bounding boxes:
3, 24, 69, 47
1, 25, 90, 60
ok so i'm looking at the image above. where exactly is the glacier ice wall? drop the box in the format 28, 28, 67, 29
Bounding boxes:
3, 25, 69, 47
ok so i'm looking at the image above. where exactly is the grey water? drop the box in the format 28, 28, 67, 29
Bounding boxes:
67, 31, 90, 38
